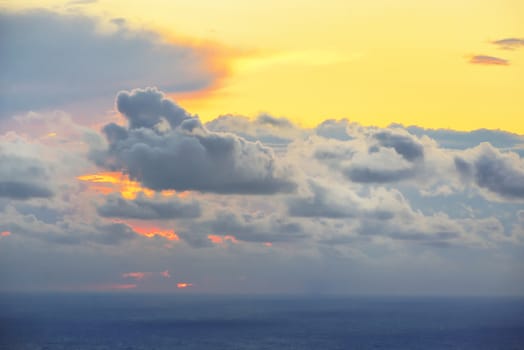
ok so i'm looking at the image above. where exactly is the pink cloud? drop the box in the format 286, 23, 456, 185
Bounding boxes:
469, 55, 509, 66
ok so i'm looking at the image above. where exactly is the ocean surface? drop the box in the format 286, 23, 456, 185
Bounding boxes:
0, 294, 523, 349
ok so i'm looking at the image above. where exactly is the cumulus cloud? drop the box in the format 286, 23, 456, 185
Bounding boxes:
492, 38, 524, 50
315, 119, 353, 141
92, 88, 296, 194
469, 55, 509, 66
372, 130, 424, 161
97, 193, 201, 220
0, 10, 227, 116
311, 128, 426, 184
454, 143, 524, 200
0, 153, 53, 199
205, 114, 302, 151
405, 126, 524, 151
209, 212, 306, 243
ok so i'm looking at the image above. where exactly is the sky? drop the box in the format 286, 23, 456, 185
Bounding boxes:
0, 1, 523, 295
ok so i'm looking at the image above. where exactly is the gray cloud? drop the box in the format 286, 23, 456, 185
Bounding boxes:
0, 154, 53, 200
469, 55, 509, 66
1, 209, 138, 246
256, 114, 294, 128
492, 38, 524, 50
116, 88, 194, 130
455, 143, 524, 200
404, 126, 524, 151
287, 182, 358, 218
345, 166, 417, 183
92, 88, 296, 194
0, 10, 224, 116
97, 194, 201, 220
373, 130, 424, 161
209, 212, 306, 243
310, 128, 426, 184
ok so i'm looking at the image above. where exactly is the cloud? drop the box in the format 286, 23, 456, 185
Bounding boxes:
179, 210, 306, 247
372, 130, 424, 161
92, 88, 296, 194
315, 119, 352, 141
205, 114, 302, 150
469, 55, 509, 66
287, 181, 359, 218
97, 193, 201, 220
116, 88, 194, 130
209, 212, 306, 243
287, 181, 406, 220
405, 126, 524, 151
492, 38, 524, 50
1, 209, 138, 245
122, 270, 170, 280
454, 143, 524, 200
0, 154, 53, 200
0, 10, 228, 116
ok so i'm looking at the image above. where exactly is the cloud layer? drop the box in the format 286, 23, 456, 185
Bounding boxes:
1, 87, 523, 294
0, 10, 227, 116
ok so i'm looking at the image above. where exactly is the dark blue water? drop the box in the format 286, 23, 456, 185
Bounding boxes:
1, 294, 523, 349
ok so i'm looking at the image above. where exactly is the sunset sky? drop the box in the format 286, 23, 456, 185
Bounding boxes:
0, 1, 523, 295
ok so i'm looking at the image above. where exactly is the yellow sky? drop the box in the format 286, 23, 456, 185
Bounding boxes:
4, 0, 524, 132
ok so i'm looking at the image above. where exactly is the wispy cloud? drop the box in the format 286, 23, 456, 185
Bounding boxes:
492, 38, 524, 50
122, 270, 171, 280
469, 55, 509, 66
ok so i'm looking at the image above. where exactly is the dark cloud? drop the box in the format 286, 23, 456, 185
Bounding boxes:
0, 154, 53, 199
455, 144, 524, 200
372, 130, 424, 161
177, 211, 307, 248
345, 166, 417, 183
469, 55, 509, 66
492, 38, 524, 50
88, 223, 138, 245
97, 194, 201, 220
2, 215, 137, 246
209, 212, 306, 243
116, 88, 193, 129
256, 114, 294, 128
92, 88, 296, 194
0, 10, 224, 116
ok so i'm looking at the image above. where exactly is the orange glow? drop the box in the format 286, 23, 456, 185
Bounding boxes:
264, 242, 273, 247
207, 234, 239, 244
1, 231, 11, 237
133, 225, 180, 241
177, 283, 193, 289
207, 234, 224, 244
122, 272, 145, 280
122, 270, 171, 280
77, 171, 186, 199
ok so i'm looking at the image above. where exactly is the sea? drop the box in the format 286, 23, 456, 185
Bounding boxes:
1, 294, 523, 349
